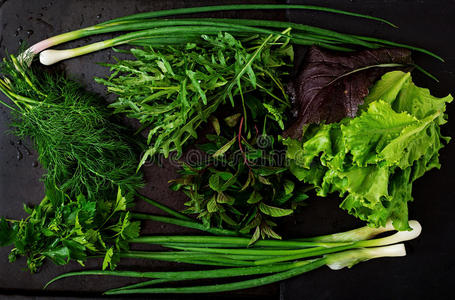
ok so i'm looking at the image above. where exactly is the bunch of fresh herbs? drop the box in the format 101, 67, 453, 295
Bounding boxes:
170, 120, 309, 242
0, 55, 143, 199
96, 32, 293, 167
0, 185, 139, 272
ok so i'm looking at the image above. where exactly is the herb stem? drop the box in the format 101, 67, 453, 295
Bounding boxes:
101, 4, 396, 27
45, 261, 307, 288
104, 258, 327, 295
135, 193, 192, 221
131, 213, 239, 236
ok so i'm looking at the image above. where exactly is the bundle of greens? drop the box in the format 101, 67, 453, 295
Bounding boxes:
0, 55, 142, 198
16, 4, 441, 169
0, 186, 139, 272
0, 55, 145, 272
25, 4, 441, 67
43, 219, 422, 295
284, 71, 452, 230
170, 123, 308, 242
96, 32, 293, 167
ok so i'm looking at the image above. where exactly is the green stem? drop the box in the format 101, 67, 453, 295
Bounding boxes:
254, 245, 354, 265
354, 35, 444, 62
166, 245, 327, 256
108, 279, 172, 292
160, 242, 256, 248
135, 193, 192, 221
196, 18, 376, 48
101, 4, 396, 27
120, 251, 256, 267
104, 258, 327, 295
131, 213, 239, 236
296, 221, 395, 242
45, 261, 307, 289
131, 235, 352, 248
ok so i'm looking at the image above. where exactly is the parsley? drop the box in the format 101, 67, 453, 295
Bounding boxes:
1, 185, 139, 272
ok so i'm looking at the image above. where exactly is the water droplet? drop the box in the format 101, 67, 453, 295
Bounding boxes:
9, 140, 14, 146
32, 161, 38, 168
23, 145, 32, 156
18, 39, 23, 45
16, 148, 23, 160
292, 109, 298, 118
16, 26, 23, 31
96, 14, 102, 19
16, 140, 22, 145
26, 30, 33, 37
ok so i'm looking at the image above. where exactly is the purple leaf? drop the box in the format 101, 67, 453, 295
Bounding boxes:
284, 46, 413, 139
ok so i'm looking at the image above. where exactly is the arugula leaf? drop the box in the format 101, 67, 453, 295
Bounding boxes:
98, 32, 292, 165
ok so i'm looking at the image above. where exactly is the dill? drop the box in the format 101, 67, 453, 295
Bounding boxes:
0, 55, 143, 199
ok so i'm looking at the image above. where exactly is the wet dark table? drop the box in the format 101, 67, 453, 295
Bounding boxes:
1, 0, 454, 299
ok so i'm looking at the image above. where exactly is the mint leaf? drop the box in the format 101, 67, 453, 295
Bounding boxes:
259, 203, 293, 217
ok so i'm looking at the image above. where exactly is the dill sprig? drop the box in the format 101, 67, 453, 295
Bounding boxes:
0, 55, 143, 199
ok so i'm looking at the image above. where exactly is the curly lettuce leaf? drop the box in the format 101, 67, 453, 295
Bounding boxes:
284, 47, 412, 139
284, 71, 452, 230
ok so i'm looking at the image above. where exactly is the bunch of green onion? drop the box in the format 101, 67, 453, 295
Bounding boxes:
46, 208, 421, 295
17, 4, 442, 66
44, 194, 422, 295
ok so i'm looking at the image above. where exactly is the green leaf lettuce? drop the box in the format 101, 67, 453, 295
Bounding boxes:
284, 71, 452, 230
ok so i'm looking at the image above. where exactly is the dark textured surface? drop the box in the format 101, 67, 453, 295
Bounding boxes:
0, 0, 454, 299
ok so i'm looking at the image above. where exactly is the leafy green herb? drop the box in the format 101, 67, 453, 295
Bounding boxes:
1, 185, 138, 272
0, 55, 143, 199
284, 71, 452, 230
96, 32, 293, 167
170, 101, 309, 242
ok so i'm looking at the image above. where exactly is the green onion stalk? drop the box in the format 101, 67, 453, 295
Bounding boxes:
45, 220, 420, 294
18, 4, 442, 66
22, 3, 395, 53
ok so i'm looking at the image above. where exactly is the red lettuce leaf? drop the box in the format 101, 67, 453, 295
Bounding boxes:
283, 46, 413, 139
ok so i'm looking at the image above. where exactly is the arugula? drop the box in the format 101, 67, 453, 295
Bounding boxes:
0, 185, 139, 272
96, 32, 293, 167
284, 71, 452, 230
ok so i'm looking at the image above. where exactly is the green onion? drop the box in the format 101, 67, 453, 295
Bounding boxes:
22, 4, 443, 66
101, 4, 396, 27
45, 219, 419, 295
23, 4, 396, 60
104, 244, 406, 295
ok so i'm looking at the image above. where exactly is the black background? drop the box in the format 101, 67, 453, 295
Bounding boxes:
0, 0, 454, 299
